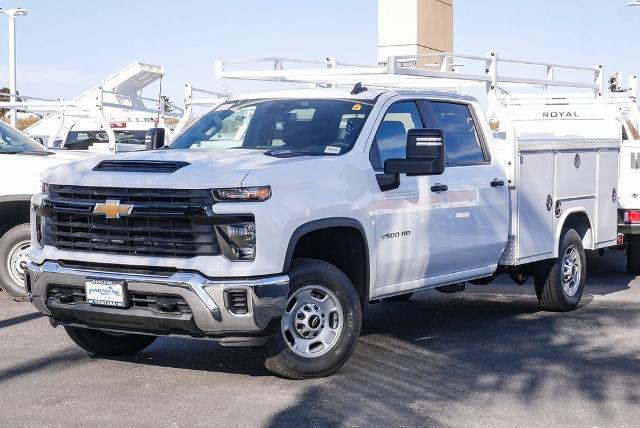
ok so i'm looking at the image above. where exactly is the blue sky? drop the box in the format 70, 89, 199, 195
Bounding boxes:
0, 0, 638, 106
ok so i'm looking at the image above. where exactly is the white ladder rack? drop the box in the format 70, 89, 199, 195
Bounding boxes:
215, 52, 605, 100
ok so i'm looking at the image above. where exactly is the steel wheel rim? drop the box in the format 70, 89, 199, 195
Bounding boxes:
281, 285, 344, 358
562, 245, 581, 297
7, 239, 30, 288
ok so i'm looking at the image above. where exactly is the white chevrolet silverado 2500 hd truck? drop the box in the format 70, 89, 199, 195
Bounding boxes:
0, 121, 88, 301
26, 84, 620, 378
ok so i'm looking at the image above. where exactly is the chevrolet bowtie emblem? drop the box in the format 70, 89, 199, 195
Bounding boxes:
93, 200, 134, 219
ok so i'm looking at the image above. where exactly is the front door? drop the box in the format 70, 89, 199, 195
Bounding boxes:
370, 100, 453, 291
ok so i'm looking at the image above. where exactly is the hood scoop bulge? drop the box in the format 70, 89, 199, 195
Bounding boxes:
93, 160, 190, 173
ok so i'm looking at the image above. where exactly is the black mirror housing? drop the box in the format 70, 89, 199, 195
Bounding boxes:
145, 127, 166, 150
383, 128, 446, 176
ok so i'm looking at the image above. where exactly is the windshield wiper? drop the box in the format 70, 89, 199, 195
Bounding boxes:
264, 149, 337, 158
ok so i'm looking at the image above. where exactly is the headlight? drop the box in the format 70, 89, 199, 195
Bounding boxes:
215, 221, 256, 261
41, 181, 49, 195
212, 186, 271, 202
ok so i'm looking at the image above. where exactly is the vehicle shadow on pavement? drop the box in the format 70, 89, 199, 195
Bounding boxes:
266, 289, 640, 426
0, 311, 44, 329
107, 338, 272, 377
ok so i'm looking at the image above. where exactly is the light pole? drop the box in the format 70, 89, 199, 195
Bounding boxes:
0, 8, 29, 128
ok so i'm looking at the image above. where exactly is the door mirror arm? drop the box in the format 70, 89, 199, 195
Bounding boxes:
375, 172, 400, 191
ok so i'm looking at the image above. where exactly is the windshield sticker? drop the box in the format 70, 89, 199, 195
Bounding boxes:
324, 146, 341, 155
352, 103, 362, 111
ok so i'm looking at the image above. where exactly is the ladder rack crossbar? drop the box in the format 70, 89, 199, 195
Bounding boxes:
498, 57, 599, 72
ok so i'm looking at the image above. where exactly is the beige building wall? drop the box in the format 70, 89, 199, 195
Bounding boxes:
378, 0, 453, 63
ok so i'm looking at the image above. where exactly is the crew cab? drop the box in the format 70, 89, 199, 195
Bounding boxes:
0, 121, 89, 300
26, 86, 620, 378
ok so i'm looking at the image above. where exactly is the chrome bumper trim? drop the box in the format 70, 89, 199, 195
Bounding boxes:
27, 261, 289, 335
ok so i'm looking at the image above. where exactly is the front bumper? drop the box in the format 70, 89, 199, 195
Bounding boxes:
26, 261, 289, 344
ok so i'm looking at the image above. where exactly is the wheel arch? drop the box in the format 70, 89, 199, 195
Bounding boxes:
555, 209, 594, 255
283, 218, 370, 306
0, 195, 32, 237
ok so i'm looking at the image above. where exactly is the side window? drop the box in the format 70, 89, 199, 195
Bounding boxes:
430, 102, 486, 166
370, 101, 423, 170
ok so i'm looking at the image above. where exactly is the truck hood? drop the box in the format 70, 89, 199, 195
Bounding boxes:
41, 148, 315, 189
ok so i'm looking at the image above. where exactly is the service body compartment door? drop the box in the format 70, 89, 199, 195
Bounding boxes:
597, 148, 619, 246
517, 152, 554, 261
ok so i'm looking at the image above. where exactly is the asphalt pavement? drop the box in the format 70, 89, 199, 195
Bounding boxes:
1, 250, 639, 427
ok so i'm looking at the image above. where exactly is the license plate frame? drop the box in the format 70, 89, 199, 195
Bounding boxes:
85, 278, 128, 308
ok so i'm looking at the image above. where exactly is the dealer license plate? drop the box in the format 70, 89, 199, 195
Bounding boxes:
85, 279, 126, 307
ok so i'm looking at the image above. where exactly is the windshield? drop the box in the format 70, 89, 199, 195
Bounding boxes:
170, 99, 373, 155
0, 120, 47, 154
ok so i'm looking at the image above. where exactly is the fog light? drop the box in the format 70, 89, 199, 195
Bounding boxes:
216, 222, 256, 261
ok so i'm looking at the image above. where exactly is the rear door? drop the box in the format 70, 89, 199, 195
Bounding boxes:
424, 100, 509, 272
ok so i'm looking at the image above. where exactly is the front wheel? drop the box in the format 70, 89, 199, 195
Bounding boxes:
259, 258, 362, 379
627, 235, 640, 275
534, 229, 586, 312
0, 224, 31, 301
64, 326, 157, 356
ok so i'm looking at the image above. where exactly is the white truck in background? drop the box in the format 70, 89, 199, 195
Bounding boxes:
608, 73, 640, 273
0, 62, 184, 153
0, 121, 89, 300
26, 53, 621, 378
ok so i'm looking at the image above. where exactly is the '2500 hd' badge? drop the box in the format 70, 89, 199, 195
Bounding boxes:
382, 230, 411, 240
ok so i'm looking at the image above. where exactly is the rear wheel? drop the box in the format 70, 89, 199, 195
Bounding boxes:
64, 326, 157, 356
0, 224, 31, 301
627, 235, 640, 275
534, 229, 586, 312
259, 258, 362, 379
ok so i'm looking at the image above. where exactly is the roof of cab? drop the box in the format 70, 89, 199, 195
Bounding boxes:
226, 87, 478, 103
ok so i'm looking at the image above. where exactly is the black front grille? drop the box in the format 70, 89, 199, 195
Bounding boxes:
45, 185, 220, 258
49, 184, 215, 206
226, 289, 249, 314
47, 284, 192, 314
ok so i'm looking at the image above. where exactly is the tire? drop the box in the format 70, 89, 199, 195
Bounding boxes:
534, 229, 586, 312
627, 235, 640, 275
0, 223, 31, 301
64, 326, 157, 356
258, 258, 362, 379
383, 292, 414, 302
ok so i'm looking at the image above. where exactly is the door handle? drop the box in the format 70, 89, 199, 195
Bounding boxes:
490, 179, 505, 187
431, 183, 448, 193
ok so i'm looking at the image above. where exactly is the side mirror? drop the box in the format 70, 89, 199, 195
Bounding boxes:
384, 129, 446, 176
145, 127, 166, 150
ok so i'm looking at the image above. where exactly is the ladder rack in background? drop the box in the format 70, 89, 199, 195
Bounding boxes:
171, 83, 227, 138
